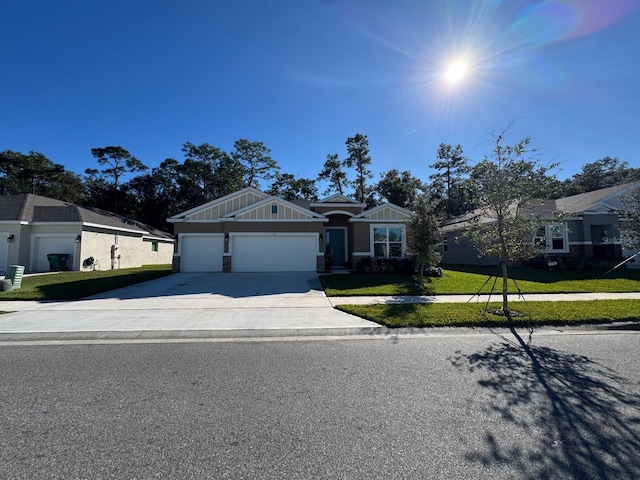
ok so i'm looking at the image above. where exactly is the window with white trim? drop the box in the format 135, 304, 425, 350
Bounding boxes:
373, 226, 404, 258
532, 223, 568, 253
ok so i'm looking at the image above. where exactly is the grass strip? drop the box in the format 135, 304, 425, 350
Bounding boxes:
0, 265, 173, 301
321, 268, 640, 296
337, 300, 640, 328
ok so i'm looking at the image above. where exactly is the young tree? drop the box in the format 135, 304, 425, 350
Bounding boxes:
317, 153, 348, 196
406, 194, 441, 284
464, 127, 553, 318
429, 143, 470, 218
344, 133, 373, 203
376, 169, 424, 209
231, 139, 279, 188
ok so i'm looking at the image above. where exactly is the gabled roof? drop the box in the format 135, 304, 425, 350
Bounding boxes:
440, 182, 640, 233
311, 193, 365, 207
351, 203, 413, 222
168, 187, 268, 222
555, 181, 640, 214
0, 193, 173, 239
221, 196, 327, 222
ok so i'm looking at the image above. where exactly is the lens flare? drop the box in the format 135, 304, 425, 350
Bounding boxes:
445, 59, 469, 84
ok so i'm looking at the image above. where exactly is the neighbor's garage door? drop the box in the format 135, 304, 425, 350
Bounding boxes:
32, 236, 75, 272
0, 236, 7, 273
232, 234, 317, 272
180, 235, 224, 272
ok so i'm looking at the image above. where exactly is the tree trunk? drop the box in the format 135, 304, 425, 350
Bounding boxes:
501, 259, 509, 316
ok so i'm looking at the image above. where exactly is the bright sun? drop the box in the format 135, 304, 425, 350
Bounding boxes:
444, 59, 468, 84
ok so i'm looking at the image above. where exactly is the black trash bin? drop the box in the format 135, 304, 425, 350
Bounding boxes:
46, 253, 70, 272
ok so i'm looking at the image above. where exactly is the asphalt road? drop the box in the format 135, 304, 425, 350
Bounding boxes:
1, 330, 639, 479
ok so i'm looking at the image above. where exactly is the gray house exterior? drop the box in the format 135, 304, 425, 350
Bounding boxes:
440, 182, 639, 266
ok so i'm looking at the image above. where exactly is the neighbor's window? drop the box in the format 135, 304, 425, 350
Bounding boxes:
271, 204, 278, 214
151, 241, 158, 252
532, 224, 567, 252
549, 224, 565, 251
533, 225, 546, 248
373, 226, 403, 258
442, 236, 448, 252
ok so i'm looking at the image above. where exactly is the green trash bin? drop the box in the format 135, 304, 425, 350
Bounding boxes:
6, 265, 25, 289
46, 254, 70, 272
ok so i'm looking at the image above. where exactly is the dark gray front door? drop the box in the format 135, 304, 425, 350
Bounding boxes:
326, 228, 346, 267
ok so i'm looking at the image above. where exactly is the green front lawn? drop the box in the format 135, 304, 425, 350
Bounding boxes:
338, 300, 640, 328
321, 265, 640, 296
0, 265, 173, 301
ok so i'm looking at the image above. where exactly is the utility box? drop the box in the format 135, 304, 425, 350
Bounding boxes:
0, 279, 12, 291
6, 265, 25, 289
46, 254, 69, 272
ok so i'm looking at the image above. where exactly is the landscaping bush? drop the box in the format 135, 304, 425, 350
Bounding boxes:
425, 266, 443, 277
523, 254, 625, 271
355, 257, 416, 275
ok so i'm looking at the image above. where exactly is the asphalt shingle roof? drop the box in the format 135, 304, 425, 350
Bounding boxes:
0, 193, 173, 239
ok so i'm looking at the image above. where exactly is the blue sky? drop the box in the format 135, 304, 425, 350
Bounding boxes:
2, 0, 639, 191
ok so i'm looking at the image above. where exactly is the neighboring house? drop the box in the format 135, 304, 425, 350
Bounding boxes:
0, 194, 174, 274
168, 187, 412, 272
440, 181, 640, 267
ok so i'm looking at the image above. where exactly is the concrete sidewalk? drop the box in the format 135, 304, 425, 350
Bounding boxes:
328, 292, 640, 305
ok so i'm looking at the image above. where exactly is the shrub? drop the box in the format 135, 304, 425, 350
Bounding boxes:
355, 257, 416, 275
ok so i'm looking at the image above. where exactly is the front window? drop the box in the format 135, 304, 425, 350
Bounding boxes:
373, 226, 404, 258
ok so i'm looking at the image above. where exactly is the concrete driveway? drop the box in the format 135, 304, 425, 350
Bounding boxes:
0, 272, 379, 340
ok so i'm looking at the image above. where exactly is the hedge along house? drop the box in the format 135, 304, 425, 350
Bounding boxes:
0, 193, 174, 274
168, 187, 413, 273
439, 182, 640, 267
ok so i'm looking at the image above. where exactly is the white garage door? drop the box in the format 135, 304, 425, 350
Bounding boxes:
180, 235, 224, 272
232, 234, 317, 272
0, 237, 7, 273
32, 236, 75, 272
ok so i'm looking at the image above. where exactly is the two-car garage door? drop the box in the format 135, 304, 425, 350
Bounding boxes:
231, 234, 317, 272
180, 233, 317, 272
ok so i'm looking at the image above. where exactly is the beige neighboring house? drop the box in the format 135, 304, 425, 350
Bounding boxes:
168, 187, 413, 272
0, 193, 174, 274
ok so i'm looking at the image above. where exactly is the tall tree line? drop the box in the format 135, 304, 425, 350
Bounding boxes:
2, 136, 638, 231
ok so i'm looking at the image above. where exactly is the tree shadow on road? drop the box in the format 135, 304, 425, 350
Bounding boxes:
450, 328, 640, 479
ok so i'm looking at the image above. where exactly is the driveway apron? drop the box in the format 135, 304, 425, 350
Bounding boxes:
0, 273, 379, 339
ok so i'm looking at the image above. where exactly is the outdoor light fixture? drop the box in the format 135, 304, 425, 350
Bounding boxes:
319, 234, 323, 242
75, 234, 82, 243
6, 234, 14, 243
225, 233, 229, 243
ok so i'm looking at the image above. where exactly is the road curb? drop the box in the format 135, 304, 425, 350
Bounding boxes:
0, 325, 387, 342
1, 322, 637, 343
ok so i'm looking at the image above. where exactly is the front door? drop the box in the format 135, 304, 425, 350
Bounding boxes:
326, 228, 346, 268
